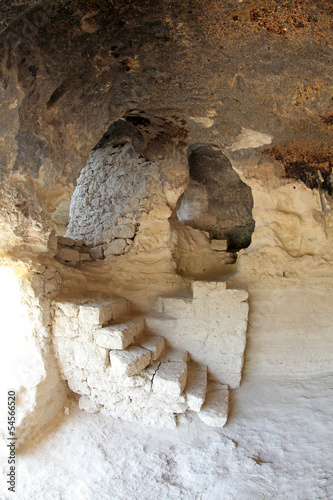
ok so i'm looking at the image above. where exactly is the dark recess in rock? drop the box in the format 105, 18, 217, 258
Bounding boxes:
47, 82, 67, 109
125, 116, 151, 128
177, 145, 255, 251
320, 114, 333, 127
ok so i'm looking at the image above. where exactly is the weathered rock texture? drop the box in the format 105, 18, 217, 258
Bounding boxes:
177, 145, 255, 250
66, 143, 164, 250
0, 0, 333, 448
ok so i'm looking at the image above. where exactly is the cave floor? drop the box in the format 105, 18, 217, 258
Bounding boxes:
3, 374, 333, 499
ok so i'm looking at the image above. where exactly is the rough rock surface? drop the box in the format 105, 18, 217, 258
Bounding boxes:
0, 0, 333, 471
51, 284, 247, 429
66, 143, 165, 249
177, 146, 255, 249
147, 281, 249, 389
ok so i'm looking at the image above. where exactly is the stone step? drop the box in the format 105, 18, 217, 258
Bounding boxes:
109, 346, 152, 377
185, 362, 208, 412
136, 335, 166, 361
152, 360, 188, 397
94, 317, 145, 350
198, 382, 229, 428
159, 348, 189, 363
78, 298, 128, 327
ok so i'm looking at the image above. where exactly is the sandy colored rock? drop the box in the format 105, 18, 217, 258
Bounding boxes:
109, 346, 152, 376
54, 338, 109, 373
198, 383, 229, 428
185, 363, 208, 412
57, 248, 80, 262
160, 349, 189, 363
78, 301, 117, 326
153, 361, 188, 396
110, 298, 129, 321
52, 314, 79, 338
137, 335, 166, 361
94, 317, 144, 350
79, 252, 91, 261
55, 301, 80, 318
104, 239, 127, 256
90, 245, 104, 260
58, 236, 75, 246
112, 224, 136, 239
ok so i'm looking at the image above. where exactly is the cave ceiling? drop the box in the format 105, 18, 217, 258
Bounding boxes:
0, 0, 332, 215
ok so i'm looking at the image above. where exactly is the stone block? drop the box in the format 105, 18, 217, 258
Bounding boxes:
137, 335, 165, 361
112, 224, 136, 239
109, 346, 151, 376
52, 315, 79, 338
94, 317, 144, 350
78, 301, 115, 326
58, 236, 75, 246
55, 337, 108, 372
148, 393, 188, 414
192, 280, 227, 300
100, 395, 178, 429
77, 325, 95, 343
210, 239, 228, 251
57, 248, 80, 262
74, 340, 109, 372
152, 361, 188, 396
53, 337, 77, 365
79, 253, 91, 261
198, 382, 229, 428
185, 363, 207, 412
104, 239, 127, 256
55, 302, 80, 318
90, 245, 104, 260
160, 349, 189, 363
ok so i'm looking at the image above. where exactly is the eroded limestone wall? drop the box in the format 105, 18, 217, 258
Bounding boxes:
0, 262, 67, 449
228, 152, 333, 379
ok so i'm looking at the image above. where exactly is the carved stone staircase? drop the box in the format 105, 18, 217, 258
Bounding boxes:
52, 291, 233, 429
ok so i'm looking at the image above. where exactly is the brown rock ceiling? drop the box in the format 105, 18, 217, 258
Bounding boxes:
0, 0, 332, 249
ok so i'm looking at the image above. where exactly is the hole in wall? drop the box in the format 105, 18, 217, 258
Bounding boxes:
177, 145, 255, 251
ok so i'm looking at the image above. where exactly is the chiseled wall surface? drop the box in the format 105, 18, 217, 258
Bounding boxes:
146, 281, 249, 389
244, 285, 333, 380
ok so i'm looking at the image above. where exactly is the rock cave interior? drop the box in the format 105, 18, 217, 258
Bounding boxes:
0, 1, 332, 498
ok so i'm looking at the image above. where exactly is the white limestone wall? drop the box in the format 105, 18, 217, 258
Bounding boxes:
0, 263, 68, 449
244, 285, 333, 379
146, 281, 249, 389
